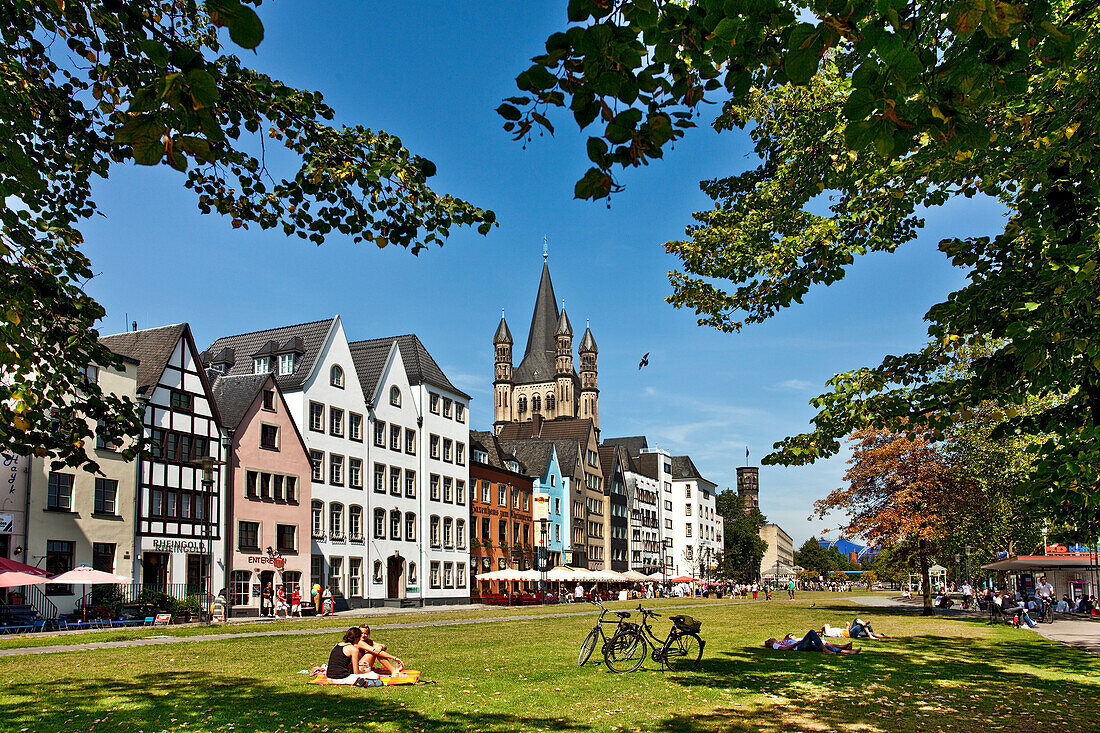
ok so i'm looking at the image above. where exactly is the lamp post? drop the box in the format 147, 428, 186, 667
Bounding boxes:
539, 517, 549, 600
954, 553, 961, 587
964, 545, 971, 585
193, 454, 224, 624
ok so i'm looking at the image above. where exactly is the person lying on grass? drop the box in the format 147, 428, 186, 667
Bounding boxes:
765, 630, 860, 654
821, 618, 893, 640
326, 627, 381, 685
357, 625, 404, 674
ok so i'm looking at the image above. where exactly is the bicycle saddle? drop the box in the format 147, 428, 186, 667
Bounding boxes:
616, 611, 631, 618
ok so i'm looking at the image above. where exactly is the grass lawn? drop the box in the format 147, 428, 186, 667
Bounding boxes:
0, 597, 1095, 733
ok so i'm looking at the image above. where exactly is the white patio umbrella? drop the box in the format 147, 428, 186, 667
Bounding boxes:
621, 570, 649, 582
474, 568, 528, 582
0, 571, 50, 589
49, 565, 132, 618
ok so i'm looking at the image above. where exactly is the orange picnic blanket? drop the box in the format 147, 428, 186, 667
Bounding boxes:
309, 670, 421, 686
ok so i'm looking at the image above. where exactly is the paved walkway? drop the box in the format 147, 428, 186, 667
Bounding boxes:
852, 595, 1100, 655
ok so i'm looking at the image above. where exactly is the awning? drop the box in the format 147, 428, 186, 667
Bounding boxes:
981, 555, 1100, 572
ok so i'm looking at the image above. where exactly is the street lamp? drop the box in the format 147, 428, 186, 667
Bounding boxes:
954, 553, 961, 587
193, 453, 224, 624
964, 545, 972, 586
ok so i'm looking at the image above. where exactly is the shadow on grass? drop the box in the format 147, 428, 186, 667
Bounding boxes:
0, 671, 594, 733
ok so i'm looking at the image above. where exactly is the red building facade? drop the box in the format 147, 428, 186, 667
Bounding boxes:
469, 431, 533, 596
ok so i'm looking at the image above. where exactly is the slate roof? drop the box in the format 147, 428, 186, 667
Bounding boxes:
470, 430, 524, 473
603, 436, 648, 458
671, 455, 714, 486
211, 373, 270, 430
202, 318, 336, 391
515, 262, 574, 384
348, 334, 470, 401
598, 445, 620, 483
496, 416, 593, 443
579, 325, 598, 354
632, 452, 660, 480
100, 324, 188, 393
494, 314, 513, 346
499, 440, 554, 479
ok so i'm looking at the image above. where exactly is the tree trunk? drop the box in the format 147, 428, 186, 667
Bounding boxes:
919, 540, 934, 616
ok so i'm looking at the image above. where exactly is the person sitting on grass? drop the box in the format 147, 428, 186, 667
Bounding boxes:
326, 627, 380, 685
357, 625, 404, 675
765, 630, 860, 654
848, 618, 891, 639
934, 592, 954, 609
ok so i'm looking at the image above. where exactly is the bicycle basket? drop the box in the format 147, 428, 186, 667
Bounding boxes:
670, 615, 701, 633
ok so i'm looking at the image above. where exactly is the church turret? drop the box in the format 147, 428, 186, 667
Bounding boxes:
737, 466, 760, 512
494, 311, 513, 432
554, 304, 574, 418
579, 321, 598, 429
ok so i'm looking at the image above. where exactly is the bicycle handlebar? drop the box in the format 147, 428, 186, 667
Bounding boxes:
636, 605, 661, 618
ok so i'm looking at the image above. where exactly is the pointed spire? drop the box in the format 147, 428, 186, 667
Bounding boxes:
580, 321, 598, 354
494, 310, 513, 345
514, 259, 560, 383
556, 302, 573, 337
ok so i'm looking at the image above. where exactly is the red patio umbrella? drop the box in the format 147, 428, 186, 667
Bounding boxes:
668, 575, 701, 583
0, 571, 50, 589
0, 557, 50, 575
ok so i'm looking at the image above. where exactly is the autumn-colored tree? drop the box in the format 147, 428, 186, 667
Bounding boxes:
816, 427, 978, 615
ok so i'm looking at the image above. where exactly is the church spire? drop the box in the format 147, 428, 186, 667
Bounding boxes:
514, 259, 560, 383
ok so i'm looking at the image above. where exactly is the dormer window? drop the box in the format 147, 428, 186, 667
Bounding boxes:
253, 357, 270, 374
473, 449, 488, 464
209, 363, 226, 375
330, 365, 344, 388
278, 353, 295, 376
390, 386, 401, 407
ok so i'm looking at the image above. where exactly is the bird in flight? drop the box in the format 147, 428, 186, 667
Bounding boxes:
638, 352, 649, 369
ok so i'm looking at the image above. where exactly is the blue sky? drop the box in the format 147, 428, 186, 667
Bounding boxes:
80, 2, 1004, 548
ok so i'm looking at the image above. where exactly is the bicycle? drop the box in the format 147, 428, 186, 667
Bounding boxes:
577, 599, 632, 666
603, 605, 704, 673
1038, 597, 1055, 624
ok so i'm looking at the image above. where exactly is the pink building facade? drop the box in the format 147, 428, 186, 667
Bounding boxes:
212, 373, 311, 616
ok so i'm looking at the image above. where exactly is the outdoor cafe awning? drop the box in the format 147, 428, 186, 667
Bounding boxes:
981, 555, 1100, 572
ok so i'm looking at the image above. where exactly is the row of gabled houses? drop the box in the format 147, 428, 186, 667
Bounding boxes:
5, 260, 725, 617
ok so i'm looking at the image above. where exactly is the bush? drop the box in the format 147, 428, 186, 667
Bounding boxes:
91, 585, 125, 617
136, 589, 179, 614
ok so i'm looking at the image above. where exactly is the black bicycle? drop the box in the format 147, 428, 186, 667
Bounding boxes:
578, 599, 632, 665
1038, 597, 1056, 624
603, 605, 704, 673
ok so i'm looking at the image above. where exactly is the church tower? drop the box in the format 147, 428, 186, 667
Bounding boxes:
737, 466, 760, 513
555, 305, 574, 419
578, 322, 599, 429
493, 312, 513, 431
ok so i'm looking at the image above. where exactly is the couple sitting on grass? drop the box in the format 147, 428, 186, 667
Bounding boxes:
326, 625, 405, 685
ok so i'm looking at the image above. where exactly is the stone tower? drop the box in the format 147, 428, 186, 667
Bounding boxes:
555, 306, 574, 419
737, 466, 759, 513
578, 322, 599, 430
493, 312, 513, 431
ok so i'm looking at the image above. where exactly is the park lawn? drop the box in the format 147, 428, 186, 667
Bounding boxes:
0, 598, 1094, 733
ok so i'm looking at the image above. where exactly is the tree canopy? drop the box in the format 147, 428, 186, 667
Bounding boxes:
792, 536, 851, 576
507, 1, 1100, 512
715, 490, 768, 581
2, 1, 494, 471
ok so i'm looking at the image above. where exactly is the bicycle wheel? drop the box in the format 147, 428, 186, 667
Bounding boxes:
1043, 604, 1055, 624
661, 633, 703, 672
604, 629, 647, 673
578, 628, 599, 666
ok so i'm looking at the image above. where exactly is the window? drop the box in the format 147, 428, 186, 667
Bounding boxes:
260, 423, 279, 450
373, 463, 386, 493
329, 557, 343, 594
231, 571, 250, 606
554, 497, 561, 515
405, 428, 416, 455
665, 519, 673, 529
685, 546, 693, 559
95, 420, 119, 451
330, 407, 344, 437
286, 476, 298, 503
83, 364, 100, 385
685, 523, 692, 537
430, 434, 440, 459
349, 558, 362, 597
456, 519, 466, 549
405, 512, 416, 541
443, 398, 452, 418
457, 562, 467, 588
430, 516, 440, 547
238, 521, 260, 550
518, 396, 527, 414
390, 424, 401, 451
330, 364, 344, 388
349, 413, 363, 442
685, 504, 692, 516
456, 443, 465, 465
373, 508, 385, 539
47, 472, 73, 511
664, 500, 673, 511
405, 469, 416, 498
310, 451, 324, 482
92, 542, 115, 572
349, 458, 362, 489
430, 561, 441, 588
329, 454, 344, 486
262, 389, 276, 411
440, 477, 451, 503
481, 481, 490, 504
498, 486, 506, 506
390, 385, 401, 406
93, 478, 117, 515
455, 403, 465, 423
278, 352, 295, 375
390, 466, 401, 495
312, 501, 324, 538
430, 474, 440, 501
685, 485, 692, 497
373, 560, 384, 584
374, 421, 386, 447
253, 357, 270, 374
532, 394, 540, 412
512, 490, 519, 509
169, 389, 193, 411
443, 562, 453, 588
481, 517, 490, 542
309, 402, 324, 432
45, 540, 74, 594
329, 503, 344, 539
455, 480, 465, 505
276, 524, 296, 553
498, 519, 506, 543
443, 517, 454, 547
273, 474, 284, 501
443, 438, 453, 462
349, 506, 363, 541
547, 394, 555, 411
429, 393, 440, 413
390, 510, 401, 540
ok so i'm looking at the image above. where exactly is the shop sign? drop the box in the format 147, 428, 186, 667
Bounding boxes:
406, 587, 419, 593
0, 513, 13, 534
246, 555, 283, 566
152, 539, 204, 553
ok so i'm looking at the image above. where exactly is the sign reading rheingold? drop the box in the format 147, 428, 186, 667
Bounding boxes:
152, 539, 205, 553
